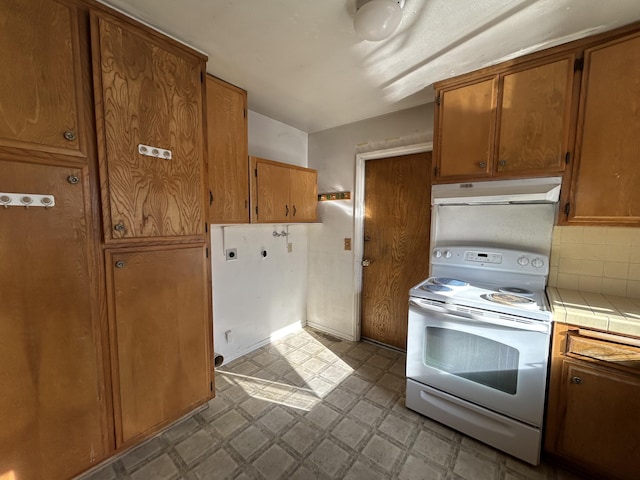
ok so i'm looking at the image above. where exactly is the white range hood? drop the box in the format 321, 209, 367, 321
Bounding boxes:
432, 177, 562, 205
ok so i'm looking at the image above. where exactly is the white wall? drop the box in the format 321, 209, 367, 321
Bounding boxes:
211, 110, 308, 364
306, 104, 434, 340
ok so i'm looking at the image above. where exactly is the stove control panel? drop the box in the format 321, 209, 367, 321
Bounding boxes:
464, 251, 502, 264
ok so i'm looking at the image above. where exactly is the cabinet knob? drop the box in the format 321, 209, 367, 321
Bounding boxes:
362, 258, 371, 267
479, 162, 486, 168
114, 222, 126, 232
499, 159, 507, 166
571, 376, 583, 384
115, 260, 125, 268
67, 175, 80, 184
63, 130, 77, 141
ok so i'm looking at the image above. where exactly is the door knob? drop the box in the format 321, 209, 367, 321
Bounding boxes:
114, 222, 125, 232
362, 258, 371, 267
364, 236, 371, 242
571, 376, 583, 385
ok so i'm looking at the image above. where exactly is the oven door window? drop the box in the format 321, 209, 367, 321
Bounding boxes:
424, 326, 519, 395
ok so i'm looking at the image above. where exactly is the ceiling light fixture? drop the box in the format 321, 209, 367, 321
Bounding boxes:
353, 0, 405, 42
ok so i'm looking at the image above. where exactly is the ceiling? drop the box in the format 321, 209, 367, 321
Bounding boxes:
100, 0, 640, 133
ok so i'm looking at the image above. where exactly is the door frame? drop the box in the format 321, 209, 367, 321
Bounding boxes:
353, 142, 433, 342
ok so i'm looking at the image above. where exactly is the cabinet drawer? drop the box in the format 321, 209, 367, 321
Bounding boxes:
567, 331, 640, 372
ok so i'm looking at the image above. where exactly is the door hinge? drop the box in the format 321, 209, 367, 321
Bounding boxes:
564, 202, 570, 216
200, 71, 204, 83
209, 190, 214, 205
565, 152, 571, 164
255, 206, 258, 215
574, 57, 584, 71
434, 166, 439, 177
210, 382, 213, 392
205, 222, 208, 233
243, 108, 246, 118
435, 94, 441, 106
254, 168, 258, 177
206, 247, 209, 258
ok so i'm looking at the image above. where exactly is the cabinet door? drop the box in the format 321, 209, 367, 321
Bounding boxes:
0, 161, 108, 479
107, 246, 211, 446
206, 76, 249, 223
497, 56, 574, 174
0, 0, 85, 157
289, 167, 318, 222
435, 78, 497, 180
556, 359, 640, 479
253, 159, 291, 223
567, 33, 640, 225
93, 13, 205, 241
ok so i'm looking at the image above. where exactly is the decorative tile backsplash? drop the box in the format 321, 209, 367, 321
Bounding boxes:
549, 226, 640, 298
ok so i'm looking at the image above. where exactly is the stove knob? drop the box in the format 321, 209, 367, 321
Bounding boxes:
444, 250, 452, 259
532, 258, 545, 268
517, 256, 530, 266
433, 249, 442, 259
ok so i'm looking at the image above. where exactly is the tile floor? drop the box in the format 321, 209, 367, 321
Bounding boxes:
79, 328, 582, 480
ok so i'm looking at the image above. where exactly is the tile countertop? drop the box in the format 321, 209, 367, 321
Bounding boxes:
547, 287, 640, 338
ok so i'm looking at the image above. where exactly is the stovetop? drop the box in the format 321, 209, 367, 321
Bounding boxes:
410, 245, 553, 322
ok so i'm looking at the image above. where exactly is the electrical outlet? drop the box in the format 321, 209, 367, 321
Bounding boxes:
287, 242, 293, 253
225, 248, 238, 261
344, 238, 352, 250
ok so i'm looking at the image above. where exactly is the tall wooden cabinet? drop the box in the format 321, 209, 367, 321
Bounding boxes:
250, 156, 317, 223
1, 1, 213, 478
562, 31, 640, 225
91, 7, 213, 450
434, 54, 575, 182
206, 75, 249, 223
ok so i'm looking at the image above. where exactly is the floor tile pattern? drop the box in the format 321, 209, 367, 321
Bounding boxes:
79, 328, 583, 480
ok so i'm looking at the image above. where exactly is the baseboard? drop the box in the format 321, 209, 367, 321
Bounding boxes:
305, 320, 355, 342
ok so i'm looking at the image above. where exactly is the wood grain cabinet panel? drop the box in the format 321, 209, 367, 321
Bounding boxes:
106, 246, 212, 446
436, 78, 496, 179
554, 359, 640, 479
92, 12, 206, 241
0, 160, 108, 480
564, 32, 640, 225
497, 57, 574, 174
250, 156, 317, 223
0, 0, 85, 158
206, 76, 249, 223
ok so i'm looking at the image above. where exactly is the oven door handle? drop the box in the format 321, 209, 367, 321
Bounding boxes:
409, 298, 549, 333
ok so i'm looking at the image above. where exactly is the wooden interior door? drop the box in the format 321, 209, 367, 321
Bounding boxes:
289, 167, 318, 222
107, 246, 211, 446
0, 160, 107, 480
0, 0, 85, 158
361, 152, 432, 350
206, 75, 249, 223
93, 13, 205, 240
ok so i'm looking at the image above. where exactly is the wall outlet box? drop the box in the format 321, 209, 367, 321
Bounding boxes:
225, 248, 238, 261
344, 238, 352, 250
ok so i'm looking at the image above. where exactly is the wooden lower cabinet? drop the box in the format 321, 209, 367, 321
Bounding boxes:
545, 325, 640, 480
106, 245, 212, 446
0, 160, 108, 479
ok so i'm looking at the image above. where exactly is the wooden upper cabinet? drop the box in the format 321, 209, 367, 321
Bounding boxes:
564, 32, 640, 225
436, 78, 496, 179
91, 11, 206, 242
106, 246, 211, 447
206, 76, 249, 223
0, 0, 85, 158
434, 55, 575, 182
496, 56, 574, 174
0, 160, 108, 479
289, 167, 318, 222
251, 156, 317, 223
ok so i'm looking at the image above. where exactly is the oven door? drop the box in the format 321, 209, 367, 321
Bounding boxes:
406, 297, 550, 426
